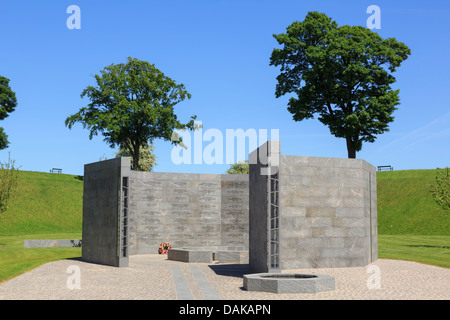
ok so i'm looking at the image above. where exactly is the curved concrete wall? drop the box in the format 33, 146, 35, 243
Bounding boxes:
248, 141, 377, 272
279, 155, 377, 269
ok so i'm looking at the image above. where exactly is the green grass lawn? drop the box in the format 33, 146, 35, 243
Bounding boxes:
0, 233, 81, 284
0, 171, 83, 283
0, 168, 449, 284
378, 235, 450, 268
375, 169, 450, 268
376, 169, 449, 268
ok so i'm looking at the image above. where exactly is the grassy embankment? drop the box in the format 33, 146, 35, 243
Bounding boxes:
377, 169, 449, 268
0, 171, 82, 283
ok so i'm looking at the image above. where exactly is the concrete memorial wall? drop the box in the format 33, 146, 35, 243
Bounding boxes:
82, 158, 249, 267
82, 141, 377, 270
82, 157, 130, 267
248, 141, 377, 272
128, 171, 249, 255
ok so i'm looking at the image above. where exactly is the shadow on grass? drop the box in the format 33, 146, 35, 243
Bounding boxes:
405, 245, 450, 249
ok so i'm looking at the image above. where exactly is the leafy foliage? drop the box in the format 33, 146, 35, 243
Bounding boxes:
430, 167, 450, 210
65, 57, 197, 170
226, 160, 249, 174
115, 142, 157, 172
0, 153, 19, 218
270, 12, 411, 158
0, 76, 18, 150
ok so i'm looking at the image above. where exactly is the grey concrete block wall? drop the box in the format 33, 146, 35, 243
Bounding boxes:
279, 155, 377, 269
82, 157, 130, 267
82, 143, 377, 270
220, 174, 249, 247
248, 141, 280, 273
128, 171, 249, 255
129, 172, 221, 254
243, 273, 335, 293
248, 141, 377, 271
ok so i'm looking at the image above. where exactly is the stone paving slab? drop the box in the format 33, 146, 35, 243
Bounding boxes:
0, 255, 448, 300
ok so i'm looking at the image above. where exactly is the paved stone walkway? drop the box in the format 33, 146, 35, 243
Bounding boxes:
0, 255, 448, 300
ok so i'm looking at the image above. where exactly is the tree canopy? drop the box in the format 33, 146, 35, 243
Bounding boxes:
226, 160, 249, 174
0, 76, 18, 150
65, 57, 197, 170
270, 12, 411, 158
115, 142, 157, 172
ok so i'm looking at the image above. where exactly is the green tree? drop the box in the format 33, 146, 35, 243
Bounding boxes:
65, 57, 197, 170
0, 76, 18, 150
116, 142, 157, 172
226, 160, 249, 174
431, 167, 450, 210
0, 153, 19, 218
270, 12, 411, 158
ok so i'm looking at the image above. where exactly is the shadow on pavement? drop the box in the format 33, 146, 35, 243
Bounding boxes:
208, 264, 250, 278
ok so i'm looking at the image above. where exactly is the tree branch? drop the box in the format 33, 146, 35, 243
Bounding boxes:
326, 102, 334, 116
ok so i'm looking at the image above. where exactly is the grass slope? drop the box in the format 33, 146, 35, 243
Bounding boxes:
0, 170, 83, 283
377, 169, 450, 235
0, 171, 83, 235
376, 169, 450, 269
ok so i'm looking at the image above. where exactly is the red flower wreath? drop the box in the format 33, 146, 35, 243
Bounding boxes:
158, 242, 172, 254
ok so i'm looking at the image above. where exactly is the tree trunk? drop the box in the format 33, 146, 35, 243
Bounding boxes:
346, 136, 356, 159
133, 145, 141, 171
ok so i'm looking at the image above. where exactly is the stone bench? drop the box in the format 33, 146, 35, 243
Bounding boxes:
168, 246, 248, 264
23, 239, 82, 248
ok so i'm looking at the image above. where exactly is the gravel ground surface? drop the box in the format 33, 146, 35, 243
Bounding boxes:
0, 254, 448, 300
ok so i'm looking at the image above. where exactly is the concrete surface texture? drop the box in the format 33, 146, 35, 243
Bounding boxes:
82, 157, 130, 267
0, 255, 448, 300
128, 171, 249, 255
167, 246, 248, 263
279, 154, 378, 269
23, 240, 82, 248
248, 141, 377, 271
243, 272, 335, 294
248, 140, 279, 273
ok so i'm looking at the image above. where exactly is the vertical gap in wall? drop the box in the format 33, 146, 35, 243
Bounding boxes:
117, 175, 121, 258
122, 176, 129, 258
369, 172, 372, 262
269, 170, 280, 271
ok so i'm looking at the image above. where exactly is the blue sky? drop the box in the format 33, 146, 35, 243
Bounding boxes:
0, 0, 449, 176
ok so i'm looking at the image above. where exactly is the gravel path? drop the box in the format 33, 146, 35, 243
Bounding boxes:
0, 255, 448, 300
